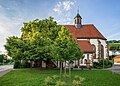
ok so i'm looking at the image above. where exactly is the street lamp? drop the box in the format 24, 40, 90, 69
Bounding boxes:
103, 57, 104, 69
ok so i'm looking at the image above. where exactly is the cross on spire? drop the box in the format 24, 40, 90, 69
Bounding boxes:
77, 6, 79, 13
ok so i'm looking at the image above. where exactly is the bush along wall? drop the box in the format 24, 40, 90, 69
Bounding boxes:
93, 58, 112, 69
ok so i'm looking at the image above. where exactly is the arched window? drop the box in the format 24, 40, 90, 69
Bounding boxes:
101, 45, 104, 59
77, 18, 79, 23
106, 45, 108, 57
92, 44, 96, 59
75, 19, 77, 24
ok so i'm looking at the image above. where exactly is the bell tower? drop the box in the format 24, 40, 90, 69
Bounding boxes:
74, 9, 82, 28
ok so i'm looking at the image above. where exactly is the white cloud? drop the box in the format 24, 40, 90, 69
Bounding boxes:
63, 1, 74, 11
53, 0, 75, 14
53, 1, 62, 14
52, 0, 75, 24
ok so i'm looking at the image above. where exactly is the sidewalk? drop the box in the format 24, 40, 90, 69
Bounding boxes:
73, 65, 120, 74
0, 65, 13, 77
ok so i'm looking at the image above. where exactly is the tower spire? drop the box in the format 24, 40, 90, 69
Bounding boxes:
77, 6, 79, 14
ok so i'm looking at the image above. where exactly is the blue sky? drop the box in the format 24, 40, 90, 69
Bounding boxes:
0, 0, 120, 52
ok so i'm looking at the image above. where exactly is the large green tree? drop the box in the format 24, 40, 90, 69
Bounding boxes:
5, 17, 61, 67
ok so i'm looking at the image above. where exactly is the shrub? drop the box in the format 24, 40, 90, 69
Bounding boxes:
44, 76, 54, 86
66, 74, 70, 78
73, 75, 85, 86
52, 75, 59, 80
14, 61, 21, 68
20, 61, 30, 68
56, 80, 66, 86
93, 62, 100, 68
93, 59, 112, 69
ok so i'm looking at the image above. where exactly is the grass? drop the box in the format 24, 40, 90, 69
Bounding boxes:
0, 68, 120, 86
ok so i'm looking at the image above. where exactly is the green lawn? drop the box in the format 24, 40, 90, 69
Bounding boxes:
0, 68, 120, 86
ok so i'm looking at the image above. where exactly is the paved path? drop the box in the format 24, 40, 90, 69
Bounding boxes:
0, 65, 13, 77
107, 65, 120, 74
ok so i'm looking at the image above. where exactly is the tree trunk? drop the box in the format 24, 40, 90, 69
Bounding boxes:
40, 60, 42, 68
78, 59, 80, 68
64, 61, 66, 82
69, 63, 71, 81
60, 61, 62, 81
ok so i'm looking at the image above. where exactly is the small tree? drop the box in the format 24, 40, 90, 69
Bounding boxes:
53, 26, 84, 81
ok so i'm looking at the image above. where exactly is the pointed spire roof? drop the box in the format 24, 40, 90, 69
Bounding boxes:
74, 8, 82, 19
74, 13, 82, 19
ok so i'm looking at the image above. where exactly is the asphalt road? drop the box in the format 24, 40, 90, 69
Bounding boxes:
0, 65, 13, 77
107, 65, 120, 74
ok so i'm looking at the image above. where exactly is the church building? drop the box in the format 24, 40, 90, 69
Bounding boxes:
64, 12, 108, 67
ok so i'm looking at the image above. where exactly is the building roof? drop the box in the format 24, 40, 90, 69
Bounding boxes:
65, 24, 106, 40
77, 40, 95, 53
114, 55, 120, 58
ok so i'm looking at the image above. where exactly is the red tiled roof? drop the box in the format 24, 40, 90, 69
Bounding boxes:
77, 40, 95, 53
64, 24, 106, 40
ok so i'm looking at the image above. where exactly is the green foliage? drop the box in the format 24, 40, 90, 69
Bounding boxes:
72, 75, 85, 86
109, 43, 120, 51
109, 55, 116, 60
4, 36, 25, 61
107, 40, 120, 43
4, 17, 60, 64
93, 59, 112, 69
44, 75, 66, 86
44, 76, 54, 86
56, 80, 66, 86
52, 75, 59, 80
14, 61, 31, 68
44, 74, 85, 86
14, 61, 21, 68
53, 26, 83, 62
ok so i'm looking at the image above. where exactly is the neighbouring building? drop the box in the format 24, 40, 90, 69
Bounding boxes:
114, 55, 120, 65
109, 50, 120, 56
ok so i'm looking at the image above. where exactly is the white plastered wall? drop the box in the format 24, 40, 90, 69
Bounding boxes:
99, 39, 107, 59
90, 39, 107, 60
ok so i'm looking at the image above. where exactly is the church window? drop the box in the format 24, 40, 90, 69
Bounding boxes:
92, 44, 96, 59
101, 45, 104, 59
75, 19, 77, 24
77, 18, 79, 23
